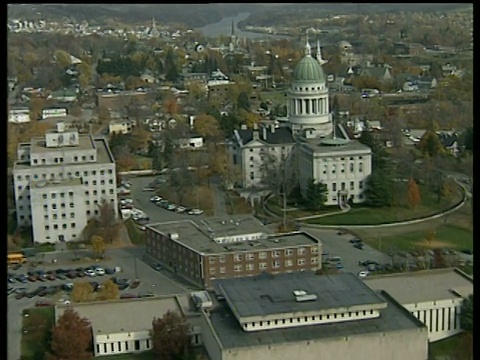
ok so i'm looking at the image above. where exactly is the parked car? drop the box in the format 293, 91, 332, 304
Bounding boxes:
175, 206, 187, 213
95, 267, 105, 276
142, 187, 155, 192
84, 269, 96, 277
66, 271, 77, 279
336, 263, 344, 269
152, 263, 162, 271
129, 280, 140, 289
15, 291, 27, 300
150, 195, 162, 203
166, 204, 177, 211
349, 238, 362, 244
353, 242, 365, 250
358, 271, 369, 278
337, 229, 347, 235
35, 300, 53, 307
105, 267, 116, 275
188, 208, 204, 215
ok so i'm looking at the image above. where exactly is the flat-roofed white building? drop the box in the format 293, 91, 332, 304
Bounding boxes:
55, 295, 202, 357
8, 106, 31, 123
12, 122, 118, 243
202, 272, 428, 360
364, 268, 473, 342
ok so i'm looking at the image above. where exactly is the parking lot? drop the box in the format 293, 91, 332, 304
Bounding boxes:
121, 175, 206, 224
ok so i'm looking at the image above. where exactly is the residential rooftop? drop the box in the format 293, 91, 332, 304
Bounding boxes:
147, 216, 320, 255
214, 272, 386, 319
364, 268, 474, 304
207, 287, 425, 349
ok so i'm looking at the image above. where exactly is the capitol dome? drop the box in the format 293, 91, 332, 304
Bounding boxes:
292, 53, 326, 83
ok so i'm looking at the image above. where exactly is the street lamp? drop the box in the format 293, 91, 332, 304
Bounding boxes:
133, 253, 138, 280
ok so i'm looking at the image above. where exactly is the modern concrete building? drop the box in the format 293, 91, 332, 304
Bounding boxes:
364, 268, 474, 342
145, 215, 323, 289
55, 295, 202, 357
201, 272, 428, 360
12, 122, 118, 243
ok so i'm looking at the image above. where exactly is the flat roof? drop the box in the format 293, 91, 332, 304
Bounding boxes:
363, 268, 474, 304
300, 138, 372, 155
13, 136, 114, 170
208, 288, 424, 349
148, 216, 319, 255
214, 272, 385, 319
55, 296, 184, 335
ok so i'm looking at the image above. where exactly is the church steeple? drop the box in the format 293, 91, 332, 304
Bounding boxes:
231, 19, 235, 36
316, 39, 327, 65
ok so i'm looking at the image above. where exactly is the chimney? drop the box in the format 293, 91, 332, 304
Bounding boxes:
262, 125, 267, 140
252, 123, 259, 140
270, 123, 275, 133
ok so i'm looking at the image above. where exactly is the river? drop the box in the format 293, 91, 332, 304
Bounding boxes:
195, 12, 291, 40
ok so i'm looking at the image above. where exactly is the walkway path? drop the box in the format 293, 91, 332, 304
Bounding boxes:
210, 175, 228, 217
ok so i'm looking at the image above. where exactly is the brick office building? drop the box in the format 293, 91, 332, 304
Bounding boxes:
145, 215, 323, 289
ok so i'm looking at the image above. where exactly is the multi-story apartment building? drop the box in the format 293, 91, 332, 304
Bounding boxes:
145, 215, 322, 289
12, 122, 118, 243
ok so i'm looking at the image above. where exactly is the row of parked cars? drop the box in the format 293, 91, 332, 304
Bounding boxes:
7, 265, 119, 284
149, 195, 204, 215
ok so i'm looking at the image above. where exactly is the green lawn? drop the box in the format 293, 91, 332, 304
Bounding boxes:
428, 332, 473, 360
360, 224, 473, 253
21, 307, 55, 360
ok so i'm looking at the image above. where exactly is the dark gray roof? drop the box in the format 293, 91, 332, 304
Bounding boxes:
236, 126, 295, 146
215, 272, 385, 318
208, 289, 425, 349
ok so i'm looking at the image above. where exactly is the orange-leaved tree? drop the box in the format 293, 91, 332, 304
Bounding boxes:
407, 177, 421, 210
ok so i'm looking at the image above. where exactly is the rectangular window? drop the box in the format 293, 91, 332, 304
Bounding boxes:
359, 162, 363, 172
234, 265, 243, 272
209, 267, 216, 274
272, 250, 280, 258
219, 255, 226, 263
297, 248, 306, 255
134, 340, 140, 351
359, 181, 364, 189
209, 257, 216, 264
246, 263, 254, 271
250, 172, 254, 180
259, 262, 267, 270
350, 181, 355, 190
332, 183, 337, 191
441, 308, 445, 331
285, 259, 293, 267
234, 254, 242, 262
285, 249, 293, 256
259, 252, 267, 259
219, 267, 226, 274
310, 247, 318, 254
297, 258, 306, 265
272, 260, 280, 268
311, 258, 318, 264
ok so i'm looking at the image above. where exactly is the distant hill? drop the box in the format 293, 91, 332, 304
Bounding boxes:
7, 3, 472, 27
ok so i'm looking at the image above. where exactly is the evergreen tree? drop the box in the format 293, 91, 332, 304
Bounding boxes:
237, 91, 251, 111
303, 179, 328, 210
460, 294, 474, 332
364, 171, 394, 207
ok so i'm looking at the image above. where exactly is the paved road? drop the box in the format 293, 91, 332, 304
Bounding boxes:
302, 227, 392, 275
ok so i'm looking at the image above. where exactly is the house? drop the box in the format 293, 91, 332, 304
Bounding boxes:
139, 72, 158, 84
358, 63, 393, 82
41, 106, 68, 120
438, 132, 461, 157
47, 89, 78, 102
9, 105, 31, 123
108, 119, 136, 135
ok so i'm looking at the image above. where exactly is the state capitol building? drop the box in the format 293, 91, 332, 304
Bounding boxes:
227, 39, 372, 207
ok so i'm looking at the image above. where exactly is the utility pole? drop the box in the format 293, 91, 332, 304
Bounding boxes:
134, 253, 138, 280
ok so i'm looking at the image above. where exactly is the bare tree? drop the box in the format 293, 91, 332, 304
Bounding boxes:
260, 150, 298, 229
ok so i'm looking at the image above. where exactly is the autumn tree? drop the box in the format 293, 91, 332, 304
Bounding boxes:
97, 199, 120, 244
163, 95, 179, 116
96, 279, 119, 301
45, 308, 93, 360
71, 281, 95, 303
151, 310, 192, 360
90, 235, 106, 259
129, 125, 152, 154
418, 129, 445, 158
193, 113, 222, 143
170, 156, 195, 205
407, 177, 421, 210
